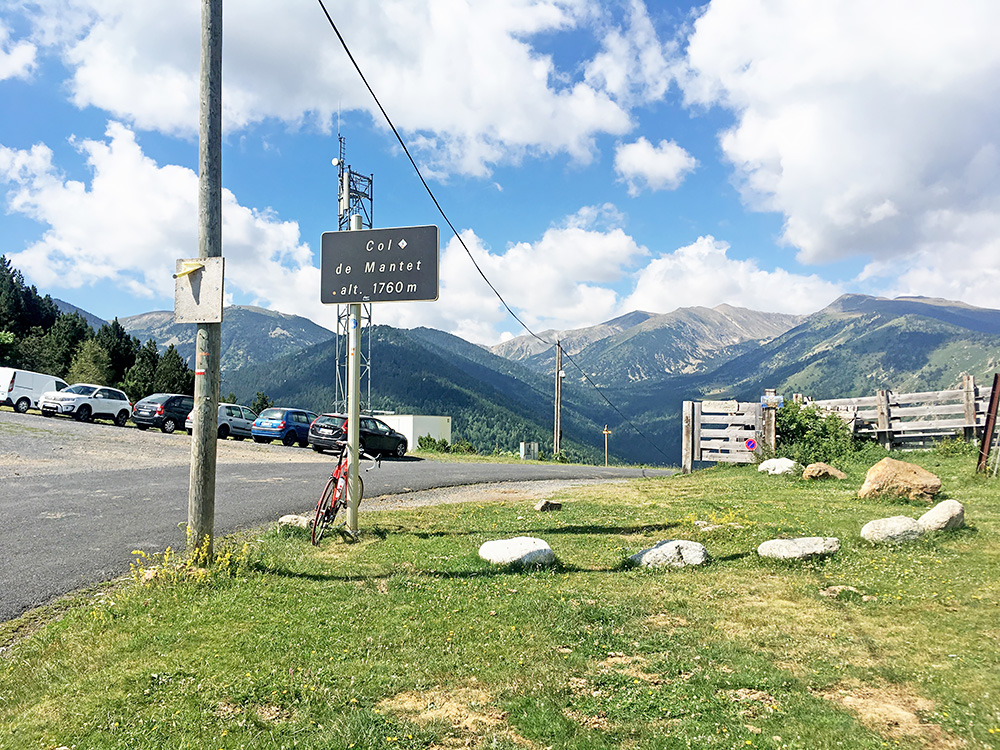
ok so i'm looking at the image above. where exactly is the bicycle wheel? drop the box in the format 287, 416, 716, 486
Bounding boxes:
311, 474, 336, 545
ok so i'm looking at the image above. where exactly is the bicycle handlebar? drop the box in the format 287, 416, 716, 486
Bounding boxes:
359, 450, 380, 471
334, 440, 380, 472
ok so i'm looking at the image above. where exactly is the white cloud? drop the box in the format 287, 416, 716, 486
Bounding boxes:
678, 0, 1000, 276
0, 121, 332, 325
621, 235, 843, 315
856, 210, 1000, 310
0, 20, 36, 80
20, 0, 650, 176
377, 206, 649, 344
614, 136, 696, 195
584, 0, 674, 104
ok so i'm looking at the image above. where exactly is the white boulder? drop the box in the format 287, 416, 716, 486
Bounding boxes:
478, 537, 556, 568
861, 516, 924, 544
278, 514, 312, 529
629, 540, 710, 569
918, 500, 965, 532
757, 537, 840, 560
758, 458, 798, 475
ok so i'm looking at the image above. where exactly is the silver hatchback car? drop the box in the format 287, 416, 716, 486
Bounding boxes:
185, 402, 258, 440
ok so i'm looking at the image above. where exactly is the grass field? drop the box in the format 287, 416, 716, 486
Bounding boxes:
2, 447, 998, 749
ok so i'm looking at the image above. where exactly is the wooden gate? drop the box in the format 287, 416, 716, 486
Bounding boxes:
681, 394, 778, 474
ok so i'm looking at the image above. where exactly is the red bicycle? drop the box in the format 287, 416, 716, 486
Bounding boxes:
311, 441, 378, 544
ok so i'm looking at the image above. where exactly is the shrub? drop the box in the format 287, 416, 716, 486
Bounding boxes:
775, 401, 862, 465
451, 438, 477, 454
933, 436, 979, 457
417, 433, 450, 452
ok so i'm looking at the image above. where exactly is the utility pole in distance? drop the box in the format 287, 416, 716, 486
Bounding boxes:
188, 0, 223, 559
553, 341, 563, 457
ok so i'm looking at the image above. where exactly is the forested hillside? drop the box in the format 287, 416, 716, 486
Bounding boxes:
223, 326, 608, 463
0, 256, 195, 400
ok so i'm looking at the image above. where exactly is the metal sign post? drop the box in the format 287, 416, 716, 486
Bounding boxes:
322, 221, 439, 536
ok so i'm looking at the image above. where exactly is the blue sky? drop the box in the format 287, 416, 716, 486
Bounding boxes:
2, 0, 998, 345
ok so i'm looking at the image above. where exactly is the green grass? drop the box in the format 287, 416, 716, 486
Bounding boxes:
2, 450, 999, 749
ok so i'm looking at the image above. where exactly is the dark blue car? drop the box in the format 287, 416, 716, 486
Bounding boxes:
251, 407, 319, 447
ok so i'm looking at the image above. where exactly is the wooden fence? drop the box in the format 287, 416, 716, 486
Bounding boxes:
681, 375, 997, 474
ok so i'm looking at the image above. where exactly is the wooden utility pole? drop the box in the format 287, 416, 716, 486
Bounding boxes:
603, 425, 611, 466
553, 341, 563, 457
188, 0, 222, 558
978, 373, 1000, 473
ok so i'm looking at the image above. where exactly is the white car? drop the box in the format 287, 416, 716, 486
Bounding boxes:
185, 403, 258, 440
38, 383, 132, 426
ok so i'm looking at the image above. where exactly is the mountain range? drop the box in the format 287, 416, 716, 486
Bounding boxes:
120, 306, 334, 373
51, 294, 1000, 466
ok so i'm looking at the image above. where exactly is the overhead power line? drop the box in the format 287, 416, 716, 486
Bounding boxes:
314, 0, 671, 463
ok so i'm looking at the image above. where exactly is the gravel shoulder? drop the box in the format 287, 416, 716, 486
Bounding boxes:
0, 408, 330, 479
1, 409, 631, 505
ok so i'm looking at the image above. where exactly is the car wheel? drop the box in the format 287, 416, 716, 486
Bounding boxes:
187, 428, 194, 436
395, 441, 407, 458
114, 410, 129, 427
253, 436, 270, 444
14, 397, 30, 414
281, 431, 297, 447
298, 437, 309, 448
41, 410, 53, 418
218, 424, 230, 440
162, 418, 177, 434
233, 435, 245, 441
75, 405, 92, 422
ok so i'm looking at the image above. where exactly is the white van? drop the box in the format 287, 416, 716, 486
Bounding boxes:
0, 367, 69, 413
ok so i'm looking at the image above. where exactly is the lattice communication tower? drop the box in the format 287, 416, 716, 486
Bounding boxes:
333, 135, 374, 414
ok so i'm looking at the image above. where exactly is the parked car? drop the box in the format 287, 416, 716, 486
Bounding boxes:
185, 403, 258, 440
132, 393, 195, 433
251, 407, 319, 447
308, 413, 408, 457
38, 383, 132, 426
0, 367, 68, 413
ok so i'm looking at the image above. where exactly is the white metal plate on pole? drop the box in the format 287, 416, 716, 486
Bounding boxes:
174, 256, 225, 323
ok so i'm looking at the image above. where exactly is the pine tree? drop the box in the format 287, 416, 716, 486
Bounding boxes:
0, 255, 60, 337
95, 319, 139, 388
122, 339, 160, 401
250, 391, 273, 414
66, 339, 112, 385
19, 313, 92, 378
152, 344, 195, 395
0, 330, 15, 366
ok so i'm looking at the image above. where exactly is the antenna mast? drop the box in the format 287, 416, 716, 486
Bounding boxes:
332, 135, 374, 414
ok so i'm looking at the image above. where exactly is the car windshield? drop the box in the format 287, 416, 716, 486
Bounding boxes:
64, 384, 97, 396
141, 394, 171, 404
258, 408, 284, 420
314, 415, 345, 427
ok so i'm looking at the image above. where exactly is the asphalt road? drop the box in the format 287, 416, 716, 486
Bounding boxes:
0, 410, 671, 622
